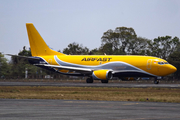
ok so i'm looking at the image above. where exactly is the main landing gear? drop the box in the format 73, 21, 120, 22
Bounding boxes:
154, 79, 159, 84
154, 77, 161, 84
101, 80, 109, 83
86, 77, 93, 83
86, 77, 109, 83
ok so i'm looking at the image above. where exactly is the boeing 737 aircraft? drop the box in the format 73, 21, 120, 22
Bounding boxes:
8, 23, 177, 84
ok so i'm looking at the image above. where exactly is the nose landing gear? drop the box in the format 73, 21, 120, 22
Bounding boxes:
154, 77, 162, 84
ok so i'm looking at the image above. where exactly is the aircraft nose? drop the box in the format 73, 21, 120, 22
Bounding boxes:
169, 65, 177, 74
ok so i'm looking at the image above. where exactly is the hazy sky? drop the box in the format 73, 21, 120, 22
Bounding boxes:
1, 0, 180, 59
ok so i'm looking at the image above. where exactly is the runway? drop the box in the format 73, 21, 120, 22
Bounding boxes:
0, 81, 180, 88
0, 82, 180, 119
0, 99, 180, 120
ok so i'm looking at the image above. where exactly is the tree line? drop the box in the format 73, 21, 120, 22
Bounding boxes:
0, 27, 180, 79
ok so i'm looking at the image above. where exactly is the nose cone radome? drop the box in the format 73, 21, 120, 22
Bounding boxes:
169, 65, 177, 74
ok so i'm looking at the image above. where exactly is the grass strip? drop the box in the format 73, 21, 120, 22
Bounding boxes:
0, 86, 180, 103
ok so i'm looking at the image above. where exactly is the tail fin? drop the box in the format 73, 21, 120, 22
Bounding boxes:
26, 23, 64, 56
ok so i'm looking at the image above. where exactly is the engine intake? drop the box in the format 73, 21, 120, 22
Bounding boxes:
92, 70, 112, 80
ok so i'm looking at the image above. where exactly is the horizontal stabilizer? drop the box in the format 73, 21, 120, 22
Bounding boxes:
5, 54, 40, 60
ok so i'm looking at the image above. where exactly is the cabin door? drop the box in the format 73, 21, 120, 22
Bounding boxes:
147, 59, 152, 70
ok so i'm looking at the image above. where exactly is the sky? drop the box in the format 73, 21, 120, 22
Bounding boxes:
0, 0, 180, 60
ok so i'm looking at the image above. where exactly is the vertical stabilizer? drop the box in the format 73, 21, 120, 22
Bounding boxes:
26, 23, 64, 56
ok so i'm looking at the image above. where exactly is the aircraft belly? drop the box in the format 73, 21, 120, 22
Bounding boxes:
113, 71, 155, 77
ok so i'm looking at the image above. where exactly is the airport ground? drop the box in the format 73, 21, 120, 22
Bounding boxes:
0, 79, 180, 103
0, 79, 180, 120
1, 99, 180, 120
1, 78, 180, 84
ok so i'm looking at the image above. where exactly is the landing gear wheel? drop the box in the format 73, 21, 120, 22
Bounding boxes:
154, 80, 159, 84
101, 80, 109, 83
86, 78, 93, 83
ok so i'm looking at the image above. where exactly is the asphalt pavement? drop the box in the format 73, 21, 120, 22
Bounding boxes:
0, 99, 180, 120
0, 82, 180, 119
0, 81, 180, 88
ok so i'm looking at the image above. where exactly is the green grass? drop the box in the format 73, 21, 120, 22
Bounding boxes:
0, 86, 180, 103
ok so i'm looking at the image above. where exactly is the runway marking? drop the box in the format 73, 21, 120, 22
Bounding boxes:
123, 103, 139, 105
64, 100, 106, 104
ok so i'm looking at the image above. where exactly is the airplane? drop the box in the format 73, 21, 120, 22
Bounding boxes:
8, 23, 177, 84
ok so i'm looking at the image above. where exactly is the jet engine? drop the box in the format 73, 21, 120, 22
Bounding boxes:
92, 70, 112, 80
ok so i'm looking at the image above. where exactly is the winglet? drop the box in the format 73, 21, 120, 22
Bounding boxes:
26, 23, 64, 56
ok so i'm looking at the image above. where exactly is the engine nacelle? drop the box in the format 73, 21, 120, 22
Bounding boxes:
92, 70, 112, 80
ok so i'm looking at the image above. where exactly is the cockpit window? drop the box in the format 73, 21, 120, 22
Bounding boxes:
158, 62, 169, 65
158, 62, 164, 65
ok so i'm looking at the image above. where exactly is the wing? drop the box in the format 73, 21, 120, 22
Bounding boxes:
6, 54, 93, 75
35, 64, 93, 74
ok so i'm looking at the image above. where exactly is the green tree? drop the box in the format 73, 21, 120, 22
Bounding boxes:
63, 42, 89, 55
89, 48, 102, 55
115, 27, 137, 54
127, 37, 150, 55
18, 46, 31, 56
10, 46, 29, 78
101, 27, 149, 55
101, 29, 120, 54
168, 51, 180, 78
0, 52, 10, 78
100, 43, 114, 55
10, 46, 46, 78
149, 36, 180, 60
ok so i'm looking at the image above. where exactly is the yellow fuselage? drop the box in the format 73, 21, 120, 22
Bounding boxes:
40, 55, 176, 77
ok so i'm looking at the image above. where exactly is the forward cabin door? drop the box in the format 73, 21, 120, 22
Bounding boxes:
147, 59, 152, 70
